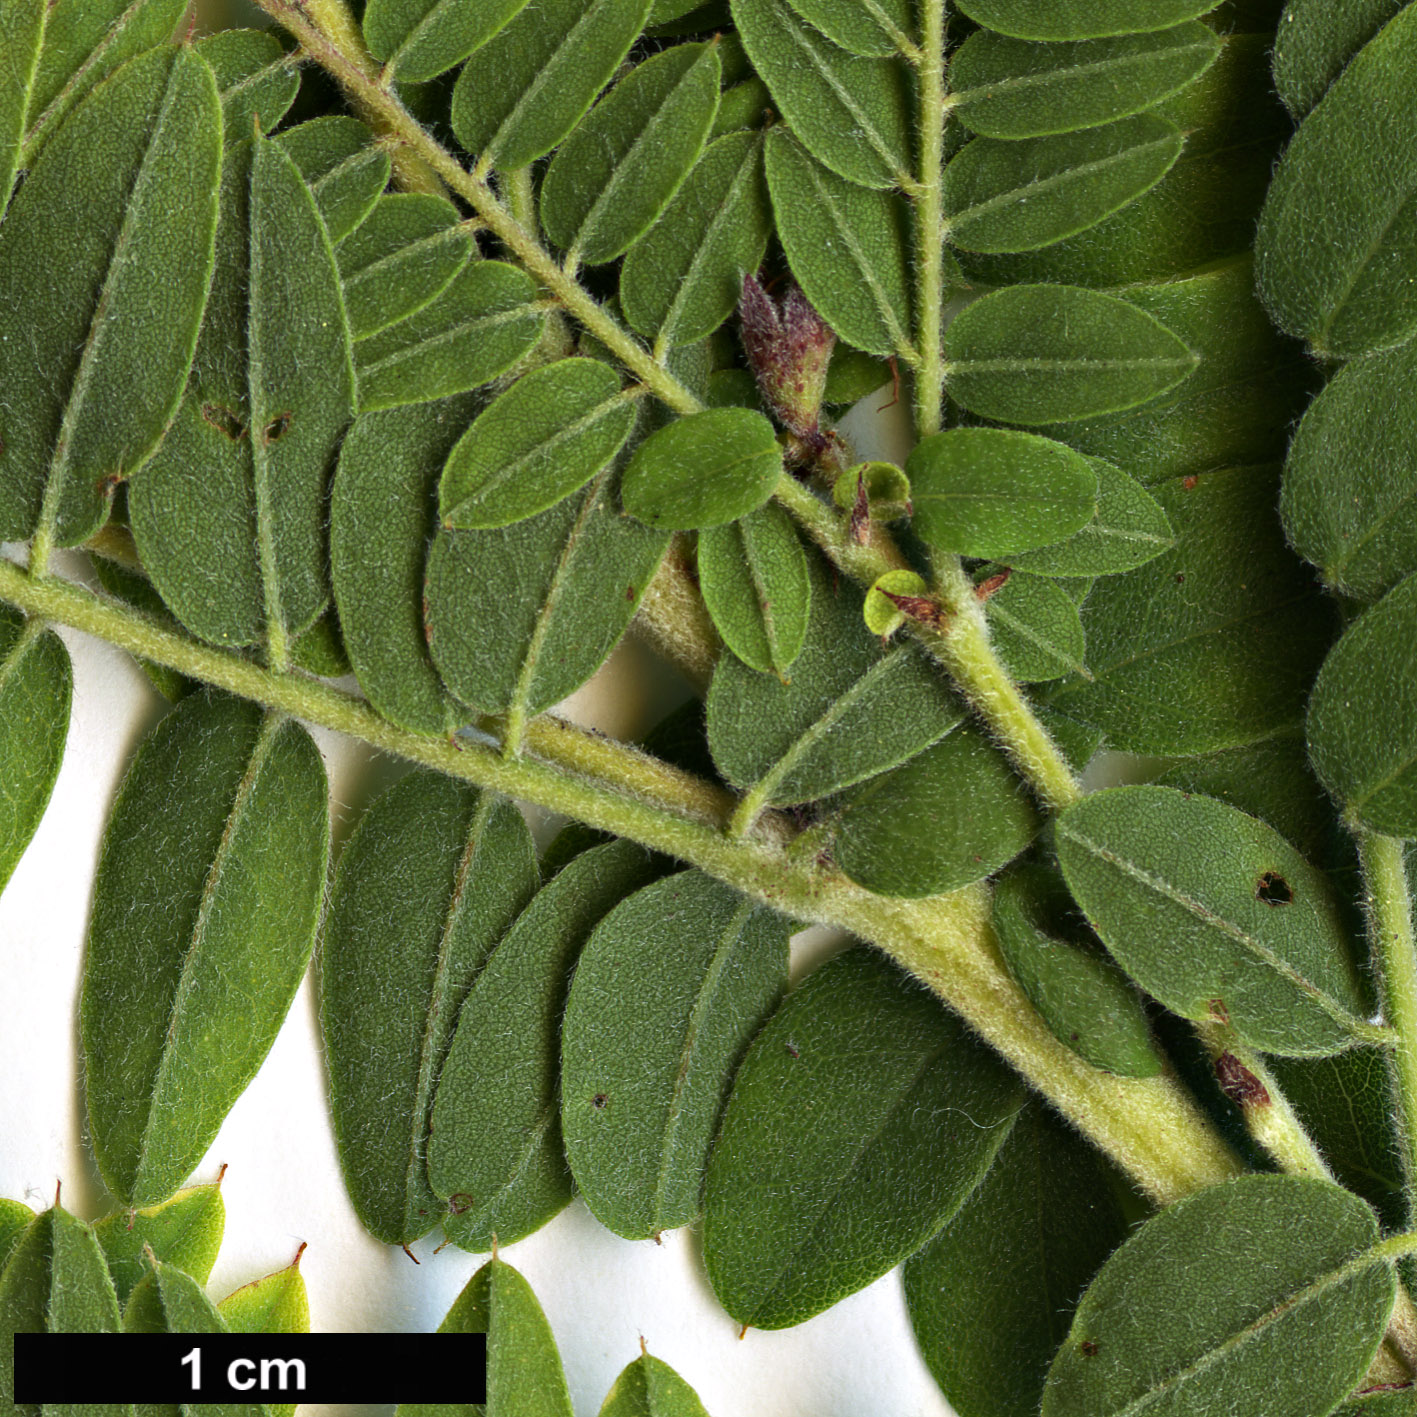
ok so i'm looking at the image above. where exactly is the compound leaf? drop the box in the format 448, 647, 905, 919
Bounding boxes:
983, 571, 1090, 684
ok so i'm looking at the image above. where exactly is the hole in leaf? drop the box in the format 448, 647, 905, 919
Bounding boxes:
448, 1193, 474, 1215
201, 403, 246, 440
262, 411, 292, 445
591, 1093, 608, 1110
1080, 1341, 1100, 1358
1256, 872, 1293, 907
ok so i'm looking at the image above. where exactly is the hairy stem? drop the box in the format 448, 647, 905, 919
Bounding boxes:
913, 0, 947, 439
0, 555, 1241, 1205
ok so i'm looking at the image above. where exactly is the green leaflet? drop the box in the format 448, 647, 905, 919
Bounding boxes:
355, 260, 546, 412
982, 571, 1089, 683
1041, 1175, 1395, 1417
426, 466, 669, 718
764, 129, 915, 359
1055, 786, 1369, 1056
1272, 0, 1407, 115
906, 428, 1098, 557
23, 0, 187, 158
780, 0, 913, 57
620, 130, 771, 348
830, 723, 1040, 897
954, 0, 1220, 41
1257, 4, 1417, 357
0, 44, 221, 547
92, 1183, 225, 1306
1047, 463, 1334, 755
430, 841, 663, 1252
450, 0, 652, 171
1282, 340, 1417, 602
698, 501, 812, 675
0, 607, 71, 895
338, 193, 474, 341
622, 409, 781, 530
82, 692, 330, 1207
290, 609, 351, 679
321, 771, 538, 1246
962, 34, 1288, 289
730, 0, 913, 190
332, 396, 476, 736
220, 1256, 309, 1332
0, 1200, 34, 1272
1035, 256, 1310, 487
1307, 573, 1417, 836
1270, 1048, 1405, 1231
943, 285, 1196, 426
707, 556, 965, 805
599, 1353, 712, 1417
273, 115, 391, 243
561, 872, 790, 1240
702, 946, 1024, 1329
947, 23, 1221, 140
711, 75, 771, 138
904, 1106, 1130, 1417
1, 1206, 128, 1417
90, 556, 192, 701
129, 136, 356, 655
992, 862, 1162, 1077
1008, 459, 1173, 578
1154, 734, 1335, 864
541, 42, 721, 266
0, 0, 42, 212
440, 1259, 573, 1417
195, 29, 300, 143
363, 0, 531, 83
944, 116, 1184, 255
439, 359, 638, 529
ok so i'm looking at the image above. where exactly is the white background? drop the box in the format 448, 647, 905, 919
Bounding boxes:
0, 399, 962, 1417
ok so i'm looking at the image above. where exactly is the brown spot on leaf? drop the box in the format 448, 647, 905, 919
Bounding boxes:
1182, 475, 1199, 490
1174, 572, 1186, 585
1207, 997, 1229, 1024
786, 1041, 800, 1059
626, 584, 637, 602
201, 403, 246, 440
262, 411, 292, 445
1080, 1340, 1100, 1358
448, 1193, 475, 1215
1255, 871, 1293, 906
592, 1093, 608, 1110
849, 469, 871, 546
1215, 1052, 1271, 1108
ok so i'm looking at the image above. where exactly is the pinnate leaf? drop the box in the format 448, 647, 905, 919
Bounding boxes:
561, 872, 790, 1240
450, 0, 652, 171
0, 44, 221, 547
426, 467, 669, 717
982, 571, 1090, 684
764, 129, 915, 359
321, 771, 537, 1246
620, 130, 771, 348
1257, 3, 1417, 357
1055, 785, 1370, 1055
430, 841, 664, 1252
943, 285, 1196, 426
0, 607, 71, 896
82, 693, 330, 1207
947, 23, 1220, 140
1307, 573, 1417, 836
731, 0, 912, 190
944, 117, 1184, 255
698, 501, 811, 675
622, 409, 782, 530
363, 0, 532, 83
440, 359, 638, 529
904, 1105, 1130, 1417
703, 946, 1024, 1329
1041, 1175, 1396, 1417
541, 42, 721, 266
355, 260, 545, 413
907, 429, 1097, 557
954, 0, 1221, 41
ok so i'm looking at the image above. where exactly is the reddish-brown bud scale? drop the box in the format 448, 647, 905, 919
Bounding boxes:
740, 273, 836, 440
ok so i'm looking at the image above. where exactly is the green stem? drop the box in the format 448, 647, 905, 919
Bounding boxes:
1360, 832, 1417, 1219
913, 0, 947, 439
775, 476, 1082, 811
0, 555, 1243, 1205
